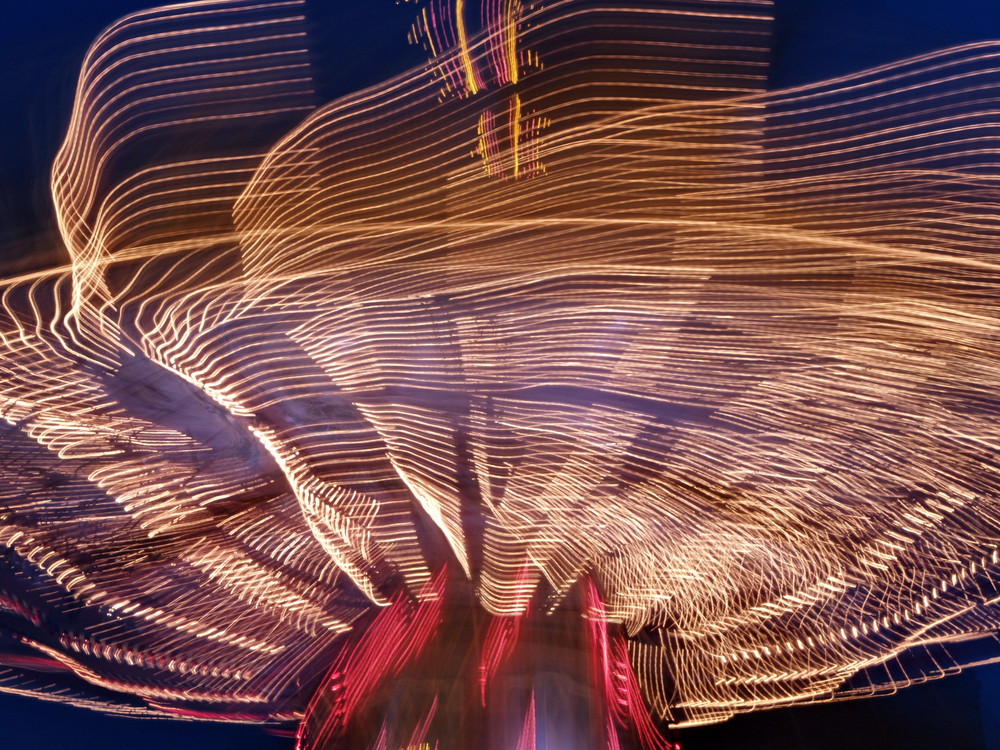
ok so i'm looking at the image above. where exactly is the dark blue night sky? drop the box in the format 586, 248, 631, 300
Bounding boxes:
2, 1, 1000, 748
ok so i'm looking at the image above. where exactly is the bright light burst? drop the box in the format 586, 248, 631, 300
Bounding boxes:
3, 0, 1000, 747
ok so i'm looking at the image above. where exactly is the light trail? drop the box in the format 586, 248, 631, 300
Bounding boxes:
1, 0, 1000, 747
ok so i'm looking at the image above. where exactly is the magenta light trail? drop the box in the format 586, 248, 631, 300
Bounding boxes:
3, 1, 1000, 748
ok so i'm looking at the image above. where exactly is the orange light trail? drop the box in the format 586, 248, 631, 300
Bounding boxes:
2, 0, 1000, 747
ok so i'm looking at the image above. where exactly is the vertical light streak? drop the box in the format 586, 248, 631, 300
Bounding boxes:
511, 93, 522, 178
455, 0, 482, 95
504, 0, 520, 85
297, 572, 446, 750
479, 607, 522, 705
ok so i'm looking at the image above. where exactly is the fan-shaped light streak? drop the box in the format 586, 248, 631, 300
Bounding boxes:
2, 0, 1000, 747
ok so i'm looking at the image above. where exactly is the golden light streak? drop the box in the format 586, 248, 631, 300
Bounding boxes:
511, 92, 522, 177
4, 0, 1000, 738
455, 0, 482, 95
504, 0, 520, 85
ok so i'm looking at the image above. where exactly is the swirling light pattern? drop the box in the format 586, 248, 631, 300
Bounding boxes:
3, 0, 1000, 747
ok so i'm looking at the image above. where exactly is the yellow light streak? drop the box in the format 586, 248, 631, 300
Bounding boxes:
4, 0, 1000, 734
455, 0, 481, 95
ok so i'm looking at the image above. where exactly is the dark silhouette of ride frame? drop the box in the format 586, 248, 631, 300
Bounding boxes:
3, 1, 1000, 748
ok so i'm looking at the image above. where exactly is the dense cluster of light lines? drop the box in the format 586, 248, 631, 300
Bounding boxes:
2, 0, 1000, 746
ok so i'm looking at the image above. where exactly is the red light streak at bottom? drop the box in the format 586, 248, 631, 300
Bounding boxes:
297, 570, 678, 750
